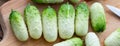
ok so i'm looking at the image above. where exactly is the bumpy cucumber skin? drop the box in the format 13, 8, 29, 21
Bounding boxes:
58, 3, 75, 39
85, 32, 100, 46
54, 40, 74, 46
32, 0, 64, 3
9, 10, 28, 41
53, 37, 83, 46
90, 2, 106, 32
69, 38, 83, 46
105, 28, 120, 46
42, 6, 57, 42
75, 2, 89, 36
24, 5, 42, 39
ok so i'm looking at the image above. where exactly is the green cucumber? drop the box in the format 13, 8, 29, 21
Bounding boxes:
24, 4, 42, 39
75, 2, 89, 36
58, 3, 75, 39
42, 6, 57, 42
90, 2, 106, 32
9, 10, 28, 41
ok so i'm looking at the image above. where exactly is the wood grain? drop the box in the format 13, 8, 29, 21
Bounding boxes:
0, 0, 8, 6
0, 0, 120, 46
0, 0, 8, 41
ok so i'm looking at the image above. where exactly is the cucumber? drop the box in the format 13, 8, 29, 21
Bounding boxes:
42, 6, 57, 42
9, 10, 28, 41
85, 32, 100, 46
90, 2, 106, 32
53, 37, 83, 46
24, 4, 42, 39
105, 28, 120, 46
75, 2, 89, 36
58, 3, 75, 39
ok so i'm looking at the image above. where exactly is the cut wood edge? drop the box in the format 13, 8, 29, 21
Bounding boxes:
0, 0, 13, 44
0, 0, 30, 45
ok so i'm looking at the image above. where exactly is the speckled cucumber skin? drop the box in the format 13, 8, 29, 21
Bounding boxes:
105, 28, 120, 46
58, 3, 75, 39
90, 2, 106, 32
53, 37, 83, 46
85, 32, 100, 46
9, 10, 28, 41
42, 6, 57, 42
24, 4, 42, 39
75, 2, 89, 36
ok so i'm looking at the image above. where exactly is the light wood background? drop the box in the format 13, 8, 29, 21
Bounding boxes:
0, 0, 120, 46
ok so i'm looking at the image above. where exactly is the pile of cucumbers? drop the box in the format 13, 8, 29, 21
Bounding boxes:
9, 0, 106, 46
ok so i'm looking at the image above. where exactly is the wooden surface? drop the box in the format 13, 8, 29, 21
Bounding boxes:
0, 0, 8, 6
0, 0, 120, 46
0, 0, 8, 41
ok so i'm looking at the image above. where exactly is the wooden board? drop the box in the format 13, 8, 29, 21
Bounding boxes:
0, 0, 120, 46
